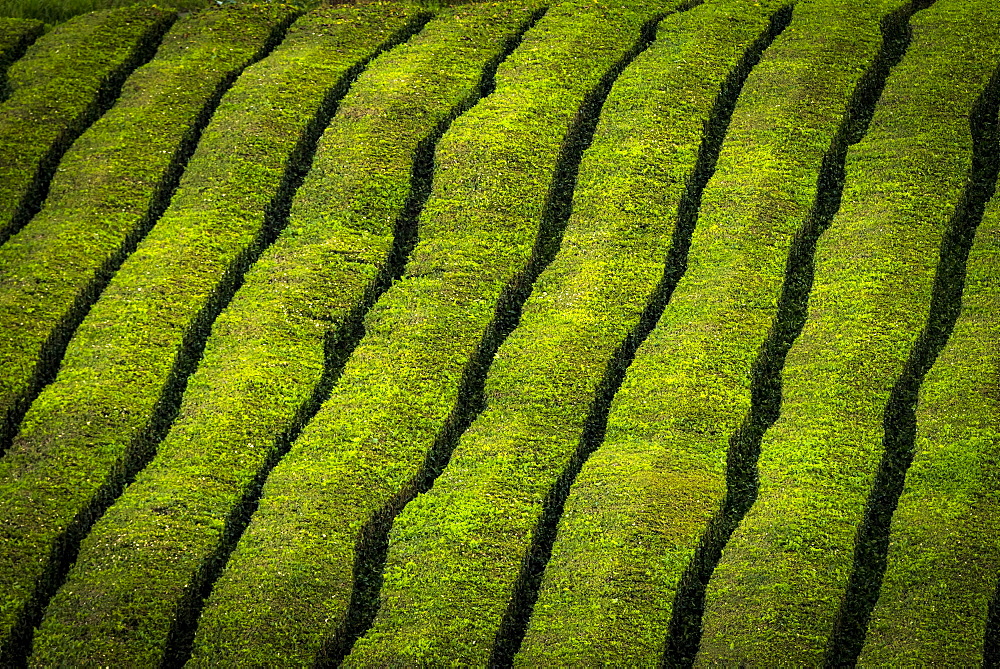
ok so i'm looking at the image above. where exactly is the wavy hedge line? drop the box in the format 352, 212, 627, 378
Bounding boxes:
337, 1, 708, 665
28, 5, 546, 666
855, 98, 1000, 668
859, 185, 1000, 665
187, 0, 686, 665
0, 17, 43, 99
495, 3, 793, 665
696, 0, 1000, 663
516, 0, 911, 664
0, 6, 173, 246
323, 0, 786, 666
0, 5, 292, 460
0, 4, 427, 664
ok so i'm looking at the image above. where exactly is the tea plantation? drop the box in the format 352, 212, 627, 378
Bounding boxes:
0, 0, 997, 665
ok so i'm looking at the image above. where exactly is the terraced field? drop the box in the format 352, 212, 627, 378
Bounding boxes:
0, 0, 997, 665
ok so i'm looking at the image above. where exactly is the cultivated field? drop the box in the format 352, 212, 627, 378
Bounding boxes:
0, 0, 997, 665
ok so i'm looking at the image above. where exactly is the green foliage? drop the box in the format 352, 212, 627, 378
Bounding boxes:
0, 0, 438, 660
0, 17, 43, 98
0, 2, 289, 474
0, 5, 172, 243
0, 0, 996, 662
858, 182, 1000, 664
0, 0, 477, 25
697, 0, 1000, 663
492, 1, 791, 664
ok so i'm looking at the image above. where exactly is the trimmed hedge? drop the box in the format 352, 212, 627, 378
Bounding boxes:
29, 4, 545, 666
0, 17, 43, 100
517, 0, 918, 664
189, 0, 691, 665
0, 4, 292, 459
0, 3, 422, 663
501, 2, 790, 665
337, 0, 705, 664
856, 123, 1000, 664
0, 6, 173, 245
696, 0, 1000, 664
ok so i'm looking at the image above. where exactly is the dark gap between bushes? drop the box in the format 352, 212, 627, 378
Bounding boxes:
373, 1, 788, 664
1, 12, 303, 666
826, 37, 1000, 669
985, 580, 1000, 667
494, 4, 795, 665
654, 0, 935, 665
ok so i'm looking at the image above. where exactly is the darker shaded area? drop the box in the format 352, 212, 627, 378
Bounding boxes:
826, 41, 1000, 669
0, 21, 46, 103
985, 577, 1000, 668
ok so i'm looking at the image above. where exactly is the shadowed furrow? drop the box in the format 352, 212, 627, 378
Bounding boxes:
988, 582, 1000, 667
0, 4, 426, 665
0, 6, 173, 246
696, 0, 1000, 663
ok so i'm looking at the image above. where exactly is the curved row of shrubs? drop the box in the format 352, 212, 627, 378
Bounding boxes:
697, 0, 1000, 663
26, 4, 547, 666
343, 0, 716, 664
509, 0, 794, 663
338, 0, 791, 665
183, 4, 548, 666
0, 6, 172, 246
0, 2, 426, 662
